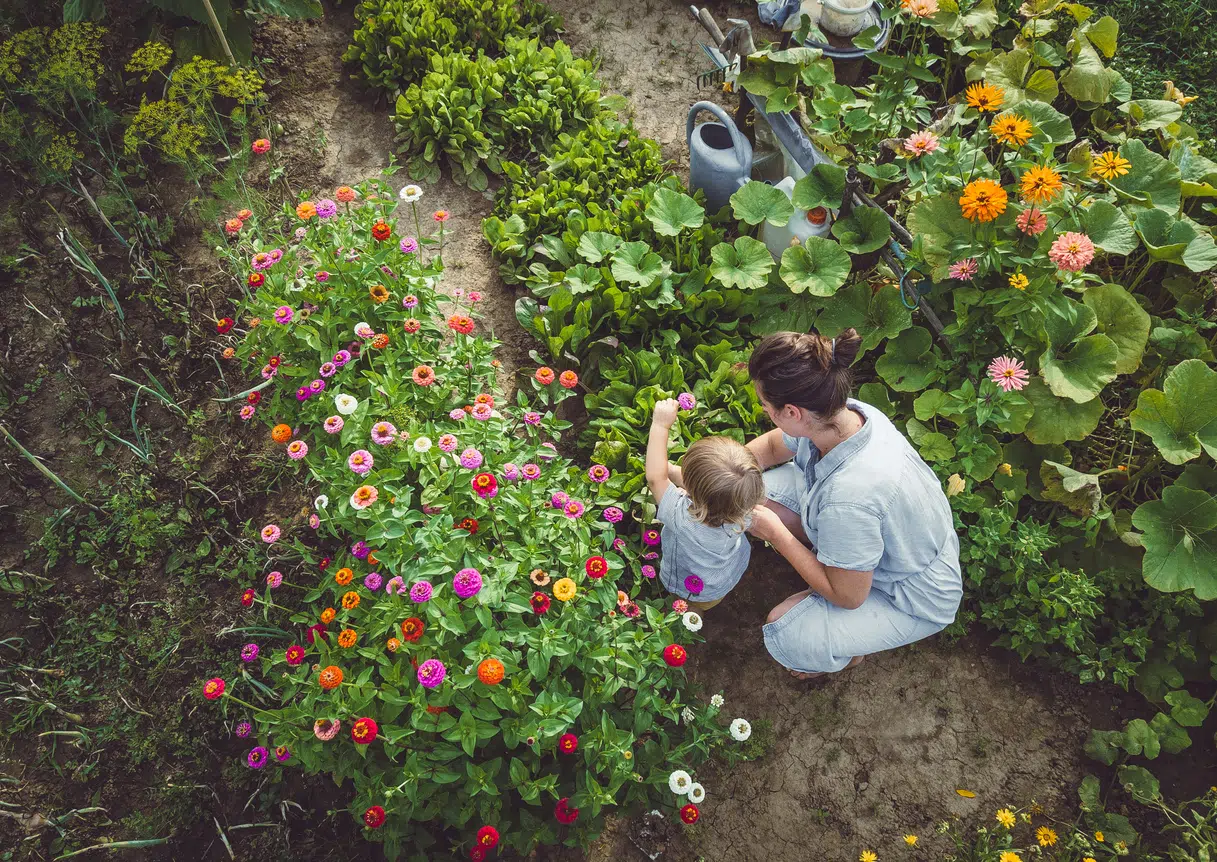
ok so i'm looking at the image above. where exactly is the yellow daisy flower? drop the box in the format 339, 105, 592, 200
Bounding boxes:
991, 112, 1033, 147
860, 851, 878, 862
1091, 151, 1131, 180
1020, 164, 1064, 204
965, 81, 1005, 112
1036, 825, 1058, 847
903, 834, 918, 846
995, 808, 1016, 829
1009, 272, 1029, 290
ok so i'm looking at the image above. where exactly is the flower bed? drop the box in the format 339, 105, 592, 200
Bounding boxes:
202, 181, 754, 859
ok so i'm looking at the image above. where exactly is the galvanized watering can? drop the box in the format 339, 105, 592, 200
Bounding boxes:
686, 101, 753, 214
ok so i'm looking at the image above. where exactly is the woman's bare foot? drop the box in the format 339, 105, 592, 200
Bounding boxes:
789, 655, 864, 681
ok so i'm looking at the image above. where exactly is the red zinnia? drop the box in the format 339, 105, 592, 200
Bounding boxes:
240, 588, 255, 607
663, 644, 688, 667
558, 733, 578, 754
246, 391, 261, 406
531, 592, 551, 615
403, 318, 421, 333
680, 803, 699, 824
372, 221, 391, 241
319, 556, 331, 571
371, 333, 389, 349
469, 850, 486, 862
554, 798, 579, 825
306, 623, 329, 644
285, 645, 305, 666
237, 209, 252, 221
363, 805, 385, 828
203, 677, 225, 699
351, 717, 379, 744
247, 272, 265, 288
216, 317, 234, 334
476, 825, 499, 848
585, 556, 608, 579
457, 517, 478, 534
400, 617, 425, 642
448, 314, 474, 334
472, 472, 497, 499
268, 355, 282, 368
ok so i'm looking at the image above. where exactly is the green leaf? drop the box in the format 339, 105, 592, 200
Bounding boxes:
778, 238, 851, 296
63, 0, 106, 20
611, 241, 666, 286
791, 163, 847, 211
1061, 40, 1110, 104
1134, 661, 1185, 702
1134, 209, 1217, 272
731, 181, 794, 227
1129, 359, 1217, 464
1172, 142, 1217, 199
1084, 729, 1124, 766
1019, 100, 1075, 146
1164, 689, 1210, 727
1148, 712, 1192, 754
918, 432, 956, 462
1083, 283, 1149, 374
577, 231, 622, 263
831, 206, 891, 254
857, 382, 897, 418
874, 327, 939, 391
1078, 774, 1101, 811
1082, 15, 1119, 56
709, 236, 774, 291
1123, 718, 1161, 759
1117, 765, 1160, 802
1109, 139, 1182, 213
986, 49, 1059, 105
1131, 482, 1217, 600
1079, 201, 1137, 255
1022, 377, 1104, 444
1039, 334, 1118, 402
248, 0, 323, 15
1120, 99, 1183, 132
148, 0, 231, 25
817, 284, 912, 353
645, 187, 705, 237
906, 192, 975, 280
1040, 460, 1102, 516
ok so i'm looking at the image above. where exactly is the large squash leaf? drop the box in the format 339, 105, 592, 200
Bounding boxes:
730, 181, 793, 227
1132, 482, 1217, 600
778, 238, 851, 296
1022, 378, 1104, 444
1083, 282, 1149, 374
1129, 359, 1217, 464
645, 187, 705, 237
709, 236, 774, 290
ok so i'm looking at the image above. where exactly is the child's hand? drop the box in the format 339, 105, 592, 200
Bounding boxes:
652, 399, 680, 430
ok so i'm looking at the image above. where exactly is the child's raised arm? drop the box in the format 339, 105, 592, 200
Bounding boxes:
646, 399, 680, 503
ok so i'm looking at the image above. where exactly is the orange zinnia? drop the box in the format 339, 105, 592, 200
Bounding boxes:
1020, 164, 1064, 204
965, 81, 1004, 112
477, 658, 505, 685
990, 112, 1032, 147
386, 637, 401, 652
369, 284, 389, 303
271, 423, 292, 444
334, 567, 353, 586
341, 590, 361, 610
318, 665, 343, 689
366, 551, 379, 566
320, 607, 336, 624
959, 179, 1008, 222
338, 629, 357, 648
296, 201, 317, 220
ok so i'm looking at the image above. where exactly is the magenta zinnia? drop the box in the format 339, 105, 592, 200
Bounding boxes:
417, 658, 447, 688
987, 356, 1030, 392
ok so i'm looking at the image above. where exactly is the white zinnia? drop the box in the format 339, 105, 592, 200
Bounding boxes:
681, 706, 695, 725
687, 783, 706, 804
335, 394, 358, 415
667, 770, 692, 795
413, 436, 432, 453
729, 719, 752, 742
710, 694, 724, 709
399, 184, 422, 203
682, 611, 703, 632
314, 495, 329, 510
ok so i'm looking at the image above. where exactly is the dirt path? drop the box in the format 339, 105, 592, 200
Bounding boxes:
261, 5, 1104, 859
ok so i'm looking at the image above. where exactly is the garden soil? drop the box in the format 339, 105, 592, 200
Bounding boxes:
254, 4, 1124, 860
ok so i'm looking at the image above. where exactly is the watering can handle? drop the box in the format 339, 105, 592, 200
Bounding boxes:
686, 101, 750, 172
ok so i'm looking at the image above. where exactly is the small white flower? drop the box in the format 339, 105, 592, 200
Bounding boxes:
335, 394, 359, 415
687, 783, 706, 804
681, 706, 696, 725
354, 321, 375, 339
399, 184, 422, 203
682, 611, 703, 632
413, 436, 432, 453
314, 495, 329, 510
667, 769, 692, 795
729, 718, 752, 742
710, 694, 724, 709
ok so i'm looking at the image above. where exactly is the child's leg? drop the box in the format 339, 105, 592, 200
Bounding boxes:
687, 596, 724, 612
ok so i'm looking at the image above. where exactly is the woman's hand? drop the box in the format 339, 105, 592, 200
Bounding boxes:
748, 505, 790, 543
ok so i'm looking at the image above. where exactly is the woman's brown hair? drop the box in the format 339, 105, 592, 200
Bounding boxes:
747, 328, 862, 417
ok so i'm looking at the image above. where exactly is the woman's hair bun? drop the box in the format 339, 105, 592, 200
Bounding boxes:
831, 328, 862, 368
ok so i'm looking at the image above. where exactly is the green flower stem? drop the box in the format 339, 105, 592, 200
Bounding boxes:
223, 692, 276, 715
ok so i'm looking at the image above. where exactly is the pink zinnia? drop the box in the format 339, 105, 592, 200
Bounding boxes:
239, 405, 255, 420
987, 356, 1030, 392
438, 434, 458, 453
564, 500, 585, 518
1048, 231, 1096, 272
948, 259, 978, 281
348, 449, 374, 474
260, 524, 280, 543
450, 408, 467, 421
522, 463, 541, 480
1016, 207, 1048, 236
588, 464, 610, 483
370, 422, 397, 445
453, 568, 483, 599
417, 659, 446, 688
266, 571, 283, 588
324, 416, 344, 434
603, 506, 624, 524
904, 129, 941, 157
523, 412, 541, 425
460, 447, 484, 469
287, 440, 308, 460
273, 306, 293, 324
673, 599, 688, 613
472, 404, 493, 421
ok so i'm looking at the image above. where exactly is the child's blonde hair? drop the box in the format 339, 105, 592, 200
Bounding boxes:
681, 436, 766, 528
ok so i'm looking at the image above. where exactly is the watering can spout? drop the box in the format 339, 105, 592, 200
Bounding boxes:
686, 101, 753, 215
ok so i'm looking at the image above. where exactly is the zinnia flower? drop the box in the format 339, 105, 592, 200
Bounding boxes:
350, 484, 379, 509
688, 783, 706, 804
959, 178, 1007, 222
904, 130, 941, 157
948, 259, 978, 281
453, 568, 483, 599
318, 665, 343, 689
965, 81, 1004, 111
335, 185, 355, 202
235, 720, 251, 738
585, 556, 608, 579
603, 506, 624, 523
1091, 151, 1131, 180
730, 718, 752, 741
417, 658, 446, 688
530, 569, 550, 586
682, 611, 703, 632
476, 825, 500, 848
554, 798, 579, 825
287, 440, 308, 460
535, 367, 555, 385
559, 370, 578, 389
642, 528, 660, 546
400, 236, 419, 255
472, 472, 497, 498
351, 716, 379, 743
459, 447, 483, 469
403, 318, 421, 334
371, 422, 397, 445
448, 314, 474, 334
335, 394, 359, 415
324, 416, 344, 434
413, 436, 432, 453
642, 564, 657, 579
1020, 164, 1064, 204
266, 571, 283, 588
1016, 206, 1048, 235
1048, 231, 1095, 272
410, 581, 433, 603
241, 643, 259, 662
364, 572, 383, 591
990, 112, 1033, 147
251, 138, 270, 154
668, 770, 693, 794
553, 577, 577, 601
203, 678, 225, 699
987, 356, 1029, 392
399, 184, 422, 202
260, 524, 280, 543
433, 210, 450, 222
524, 412, 541, 425
363, 805, 385, 828
368, 283, 389, 303
296, 201, 317, 220
1008, 272, 1029, 290
564, 500, 585, 518
680, 803, 699, 824
905, 0, 937, 16
247, 746, 268, 768
401, 617, 424, 641
531, 592, 551, 614
285, 645, 305, 666
372, 221, 391, 241
412, 365, 435, 386
274, 745, 290, 762
273, 305, 294, 324
677, 392, 697, 410
439, 434, 459, 453
471, 403, 492, 421
588, 464, 610, 482
663, 644, 688, 667
315, 198, 337, 218
684, 574, 704, 595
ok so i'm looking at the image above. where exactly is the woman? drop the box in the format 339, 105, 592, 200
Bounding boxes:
744, 328, 962, 679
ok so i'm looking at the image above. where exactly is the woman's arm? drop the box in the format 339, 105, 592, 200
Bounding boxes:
750, 507, 873, 609
747, 428, 797, 471
646, 399, 680, 502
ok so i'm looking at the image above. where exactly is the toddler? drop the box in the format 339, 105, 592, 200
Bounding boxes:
645, 399, 765, 610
